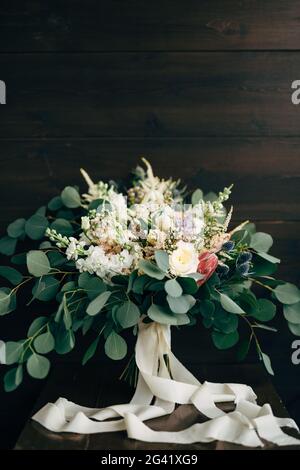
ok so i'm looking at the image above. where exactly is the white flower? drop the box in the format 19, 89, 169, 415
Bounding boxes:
81, 216, 90, 231
169, 241, 199, 276
66, 237, 80, 260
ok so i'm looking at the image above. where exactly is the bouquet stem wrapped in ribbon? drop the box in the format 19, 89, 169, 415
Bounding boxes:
1, 159, 300, 446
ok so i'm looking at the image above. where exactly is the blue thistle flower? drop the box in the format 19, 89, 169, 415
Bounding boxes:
222, 241, 235, 251
237, 262, 250, 276
238, 252, 252, 264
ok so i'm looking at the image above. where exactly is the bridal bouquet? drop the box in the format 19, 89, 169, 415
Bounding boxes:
1, 159, 300, 393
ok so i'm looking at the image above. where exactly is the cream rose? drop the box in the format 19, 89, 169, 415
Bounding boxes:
169, 241, 199, 276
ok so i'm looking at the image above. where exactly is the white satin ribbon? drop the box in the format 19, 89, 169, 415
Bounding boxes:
32, 322, 300, 447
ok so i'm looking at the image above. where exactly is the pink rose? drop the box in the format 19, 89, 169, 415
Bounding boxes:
197, 252, 218, 286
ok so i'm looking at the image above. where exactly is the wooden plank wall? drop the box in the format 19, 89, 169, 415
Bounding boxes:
0, 0, 299, 447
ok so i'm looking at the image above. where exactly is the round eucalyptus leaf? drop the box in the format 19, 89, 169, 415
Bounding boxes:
251, 299, 276, 322
27, 316, 48, 337
61, 186, 81, 208
0, 289, 12, 315
50, 218, 74, 237
27, 250, 51, 277
167, 294, 196, 314
191, 188, 203, 205
288, 322, 300, 336
0, 236, 17, 256
199, 300, 215, 318
148, 304, 177, 325
86, 291, 111, 316
7, 218, 26, 238
138, 260, 165, 280
34, 331, 55, 354
78, 272, 106, 300
274, 283, 300, 305
283, 302, 300, 324
164, 279, 183, 298
25, 214, 49, 240
220, 293, 245, 314
250, 232, 273, 253
32, 276, 60, 301
5, 341, 24, 365
26, 353, 50, 379
0, 266, 22, 285
4, 365, 23, 392
116, 301, 140, 329
212, 330, 239, 350
178, 277, 198, 295
104, 331, 127, 361
55, 329, 75, 354
154, 250, 169, 272
48, 196, 63, 211
213, 309, 238, 334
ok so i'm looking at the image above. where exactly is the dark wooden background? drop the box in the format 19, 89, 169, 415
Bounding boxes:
0, 0, 300, 449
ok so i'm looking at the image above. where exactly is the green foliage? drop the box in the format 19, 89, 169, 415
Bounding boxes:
250, 299, 276, 322
274, 283, 300, 305
86, 291, 111, 316
0, 236, 17, 256
212, 330, 239, 350
105, 331, 127, 360
78, 273, 106, 300
61, 186, 81, 208
167, 294, 196, 314
191, 188, 203, 205
250, 232, 273, 253
26, 353, 50, 379
32, 276, 60, 301
283, 302, 300, 324
50, 218, 74, 236
116, 301, 140, 329
261, 352, 274, 376
148, 304, 177, 325
27, 251, 51, 276
154, 250, 169, 272
220, 293, 245, 314
164, 279, 182, 298
0, 288, 16, 316
138, 260, 165, 280
34, 331, 55, 354
25, 214, 48, 240
7, 218, 26, 238
4, 366, 23, 392
48, 196, 63, 211
82, 337, 100, 365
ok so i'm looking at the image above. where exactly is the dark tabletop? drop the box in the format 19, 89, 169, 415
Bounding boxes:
15, 362, 300, 450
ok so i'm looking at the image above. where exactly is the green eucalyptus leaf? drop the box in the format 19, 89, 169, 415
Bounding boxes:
25, 214, 48, 240
261, 352, 274, 375
0, 289, 12, 315
212, 330, 239, 350
27, 250, 51, 277
26, 353, 50, 379
175, 313, 190, 325
34, 331, 55, 354
27, 316, 48, 337
132, 275, 149, 294
104, 331, 127, 360
7, 218, 26, 238
11, 253, 27, 265
148, 304, 177, 325
55, 329, 75, 354
251, 299, 276, 322
220, 293, 245, 314
199, 300, 215, 318
4, 365, 23, 392
167, 294, 196, 314
283, 302, 300, 324
116, 301, 140, 329
48, 196, 63, 211
255, 252, 280, 264
237, 339, 251, 362
5, 341, 24, 365
0, 266, 22, 285
154, 250, 169, 272
288, 322, 300, 336
164, 279, 183, 298
0, 236, 17, 256
138, 260, 165, 280
32, 276, 60, 301
250, 232, 273, 253
178, 277, 198, 295
86, 291, 111, 316
50, 218, 74, 237
213, 308, 238, 334
48, 251, 68, 268
78, 273, 106, 300
82, 337, 100, 365
61, 186, 81, 208
191, 188, 203, 205
274, 283, 300, 305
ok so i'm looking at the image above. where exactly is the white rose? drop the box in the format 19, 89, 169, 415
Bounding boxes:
169, 241, 199, 276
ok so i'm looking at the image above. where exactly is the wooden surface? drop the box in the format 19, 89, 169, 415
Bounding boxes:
0, 0, 300, 449
15, 363, 300, 450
